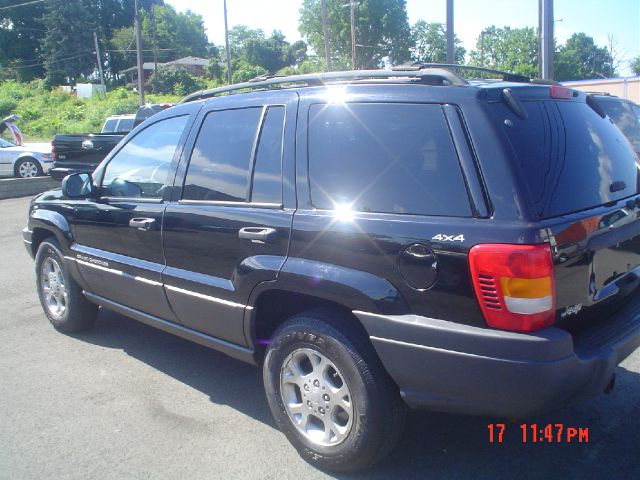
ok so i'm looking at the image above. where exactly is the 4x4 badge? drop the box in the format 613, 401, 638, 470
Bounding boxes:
432, 234, 465, 242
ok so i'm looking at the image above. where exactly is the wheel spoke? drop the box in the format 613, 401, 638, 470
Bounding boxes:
280, 347, 353, 447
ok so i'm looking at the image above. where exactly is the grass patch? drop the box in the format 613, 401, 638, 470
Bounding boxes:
0, 80, 180, 142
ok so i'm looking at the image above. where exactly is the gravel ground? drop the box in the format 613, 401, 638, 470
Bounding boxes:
1, 195, 638, 480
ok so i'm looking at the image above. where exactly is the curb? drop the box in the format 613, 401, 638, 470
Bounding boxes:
0, 177, 60, 200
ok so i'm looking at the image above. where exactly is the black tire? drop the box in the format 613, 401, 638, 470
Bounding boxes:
263, 309, 405, 473
14, 157, 43, 178
35, 238, 98, 333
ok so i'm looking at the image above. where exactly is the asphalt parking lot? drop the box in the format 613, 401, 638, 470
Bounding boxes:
1, 195, 639, 480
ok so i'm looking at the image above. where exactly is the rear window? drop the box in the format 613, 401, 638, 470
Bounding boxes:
492, 99, 639, 218
116, 118, 135, 132
102, 119, 118, 133
308, 103, 471, 217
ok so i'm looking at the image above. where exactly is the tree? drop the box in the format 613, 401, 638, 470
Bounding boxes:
468, 26, 538, 78
40, 0, 98, 87
555, 33, 614, 81
630, 56, 640, 76
411, 21, 465, 64
109, 4, 209, 80
148, 66, 206, 95
299, 0, 412, 69
227, 26, 307, 74
0, 0, 47, 81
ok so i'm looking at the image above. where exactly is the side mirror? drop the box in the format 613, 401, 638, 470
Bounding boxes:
62, 173, 95, 199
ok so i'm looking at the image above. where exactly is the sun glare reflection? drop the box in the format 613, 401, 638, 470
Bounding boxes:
326, 86, 349, 104
333, 203, 354, 221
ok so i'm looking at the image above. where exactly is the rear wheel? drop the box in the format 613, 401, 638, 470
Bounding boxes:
15, 158, 42, 178
35, 238, 98, 333
263, 309, 405, 473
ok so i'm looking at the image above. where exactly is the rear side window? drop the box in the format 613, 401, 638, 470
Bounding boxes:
492, 100, 639, 218
308, 103, 471, 217
251, 106, 284, 204
598, 99, 640, 148
183, 108, 262, 202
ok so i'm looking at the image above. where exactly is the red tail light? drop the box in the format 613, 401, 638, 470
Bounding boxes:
469, 244, 556, 332
51, 143, 58, 162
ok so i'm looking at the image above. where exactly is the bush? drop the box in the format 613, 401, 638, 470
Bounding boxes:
0, 81, 179, 141
148, 67, 206, 95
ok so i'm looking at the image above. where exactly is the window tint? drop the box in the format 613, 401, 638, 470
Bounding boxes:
102, 115, 188, 199
251, 106, 284, 204
102, 119, 118, 133
308, 103, 471, 216
117, 118, 135, 132
598, 99, 640, 149
490, 100, 639, 218
183, 108, 262, 202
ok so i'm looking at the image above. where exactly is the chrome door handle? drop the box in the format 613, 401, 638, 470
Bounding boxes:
238, 227, 278, 242
129, 218, 156, 231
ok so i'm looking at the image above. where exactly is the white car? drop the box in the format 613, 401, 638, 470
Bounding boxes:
0, 139, 53, 178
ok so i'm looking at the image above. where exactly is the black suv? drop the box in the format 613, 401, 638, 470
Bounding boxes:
23, 67, 640, 473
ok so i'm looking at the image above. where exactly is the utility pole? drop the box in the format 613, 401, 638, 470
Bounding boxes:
446, 0, 454, 64
134, 0, 145, 105
539, 0, 554, 79
224, 0, 232, 84
350, 0, 356, 70
151, 9, 158, 74
93, 31, 106, 92
321, 0, 332, 71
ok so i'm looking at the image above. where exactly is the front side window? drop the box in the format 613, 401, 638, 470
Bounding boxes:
101, 115, 188, 199
308, 103, 471, 217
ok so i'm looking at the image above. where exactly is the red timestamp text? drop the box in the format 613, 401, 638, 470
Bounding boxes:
487, 423, 590, 443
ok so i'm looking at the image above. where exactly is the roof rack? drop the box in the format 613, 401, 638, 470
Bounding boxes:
395, 62, 530, 83
181, 68, 468, 103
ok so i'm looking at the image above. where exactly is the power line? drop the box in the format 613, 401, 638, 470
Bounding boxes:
0, 0, 46, 12
0, 51, 92, 71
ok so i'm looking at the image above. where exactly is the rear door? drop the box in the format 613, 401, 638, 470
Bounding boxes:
162, 91, 297, 345
488, 93, 640, 327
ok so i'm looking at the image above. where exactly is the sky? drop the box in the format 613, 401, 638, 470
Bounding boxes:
166, 0, 640, 76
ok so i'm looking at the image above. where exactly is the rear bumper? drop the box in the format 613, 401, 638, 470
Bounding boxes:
355, 298, 640, 418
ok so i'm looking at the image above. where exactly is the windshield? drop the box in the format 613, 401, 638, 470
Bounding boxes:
489, 99, 639, 219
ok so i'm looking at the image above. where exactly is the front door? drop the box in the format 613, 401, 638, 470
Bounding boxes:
69, 113, 192, 322
162, 91, 298, 345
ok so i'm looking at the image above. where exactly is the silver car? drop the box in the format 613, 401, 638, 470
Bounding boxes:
0, 139, 53, 178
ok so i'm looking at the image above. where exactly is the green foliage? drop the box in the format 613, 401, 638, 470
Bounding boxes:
299, 0, 412, 69
411, 21, 465, 64
0, 81, 178, 140
468, 26, 538, 78
148, 67, 206, 95
631, 57, 640, 76
109, 4, 210, 79
232, 61, 267, 83
40, 0, 98, 87
227, 26, 307, 74
555, 33, 615, 81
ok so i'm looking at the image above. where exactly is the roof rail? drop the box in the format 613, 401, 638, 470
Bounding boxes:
394, 62, 530, 83
180, 68, 468, 103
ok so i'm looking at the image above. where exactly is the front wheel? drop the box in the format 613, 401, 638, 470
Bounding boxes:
263, 309, 405, 473
35, 238, 98, 333
15, 158, 43, 178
